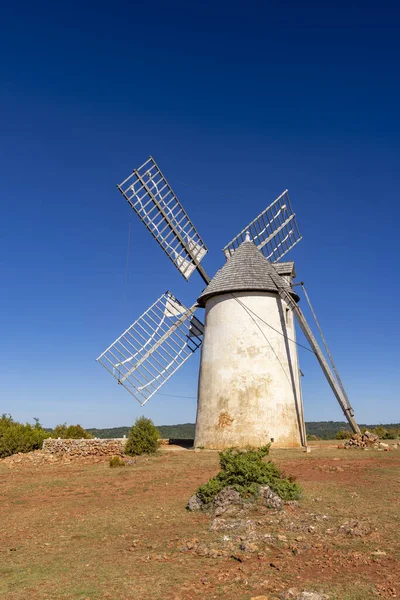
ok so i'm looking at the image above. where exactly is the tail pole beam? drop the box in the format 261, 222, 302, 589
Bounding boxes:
301, 283, 350, 405
277, 286, 360, 435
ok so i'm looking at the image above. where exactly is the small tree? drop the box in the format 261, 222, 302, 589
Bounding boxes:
52, 423, 92, 439
125, 417, 161, 456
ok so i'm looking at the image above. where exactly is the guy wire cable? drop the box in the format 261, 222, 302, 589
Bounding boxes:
300, 282, 349, 402
232, 294, 315, 354
231, 294, 293, 386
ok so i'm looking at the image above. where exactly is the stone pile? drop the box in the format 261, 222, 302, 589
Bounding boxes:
1, 450, 60, 468
42, 438, 126, 457
343, 430, 379, 449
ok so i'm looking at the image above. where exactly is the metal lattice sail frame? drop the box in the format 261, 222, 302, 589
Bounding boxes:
96, 292, 203, 406
117, 157, 209, 283
222, 190, 302, 262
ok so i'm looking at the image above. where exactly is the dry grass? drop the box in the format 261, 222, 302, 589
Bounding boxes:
0, 446, 399, 599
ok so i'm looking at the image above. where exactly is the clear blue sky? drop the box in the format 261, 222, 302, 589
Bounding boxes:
1, 1, 399, 428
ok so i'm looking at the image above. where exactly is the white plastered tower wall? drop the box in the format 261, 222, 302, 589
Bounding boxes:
195, 291, 304, 449
194, 239, 306, 450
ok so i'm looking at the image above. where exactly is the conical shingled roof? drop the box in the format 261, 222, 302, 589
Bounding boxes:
197, 240, 299, 307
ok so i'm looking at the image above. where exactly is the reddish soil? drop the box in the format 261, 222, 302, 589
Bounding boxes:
0, 447, 399, 599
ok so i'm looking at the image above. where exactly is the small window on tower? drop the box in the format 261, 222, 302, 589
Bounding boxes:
285, 308, 290, 325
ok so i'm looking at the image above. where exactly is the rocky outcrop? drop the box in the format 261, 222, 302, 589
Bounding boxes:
187, 484, 287, 514
259, 485, 284, 510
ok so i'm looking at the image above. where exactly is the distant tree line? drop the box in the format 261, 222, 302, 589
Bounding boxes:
88, 421, 400, 441
306, 421, 400, 440
87, 422, 196, 439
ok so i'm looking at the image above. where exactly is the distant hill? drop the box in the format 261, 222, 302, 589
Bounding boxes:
87, 421, 400, 440
87, 423, 196, 439
306, 421, 400, 439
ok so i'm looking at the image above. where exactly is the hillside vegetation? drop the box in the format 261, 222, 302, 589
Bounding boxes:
87, 423, 196, 439
87, 421, 400, 440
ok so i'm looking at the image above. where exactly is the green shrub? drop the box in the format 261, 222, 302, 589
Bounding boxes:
0, 414, 50, 458
306, 434, 319, 441
196, 477, 225, 503
336, 429, 353, 440
196, 444, 301, 504
380, 428, 399, 440
52, 423, 92, 439
370, 426, 399, 440
372, 425, 386, 439
109, 455, 125, 468
125, 417, 161, 456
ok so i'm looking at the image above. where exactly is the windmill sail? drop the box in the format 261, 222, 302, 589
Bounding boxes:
96, 292, 203, 406
188, 315, 204, 337
222, 190, 302, 262
117, 157, 210, 283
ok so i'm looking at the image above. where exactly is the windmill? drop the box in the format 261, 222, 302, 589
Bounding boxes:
96, 156, 360, 448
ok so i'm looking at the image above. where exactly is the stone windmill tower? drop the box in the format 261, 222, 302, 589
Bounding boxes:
97, 156, 360, 448
195, 239, 304, 448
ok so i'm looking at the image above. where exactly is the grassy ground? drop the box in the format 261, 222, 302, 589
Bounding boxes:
0, 446, 399, 599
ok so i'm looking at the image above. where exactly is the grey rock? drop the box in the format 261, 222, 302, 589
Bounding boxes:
186, 493, 203, 511
210, 517, 256, 532
239, 540, 259, 553
339, 519, 372, 537
285, 500, 299, 507
210, 518, 241, 531
281, 591, 329, 600
213, 486, 241, 515
259, 485, 284, 510
195, 543, 209, 556
297, 594, 329, 600
371, 550, 386, 557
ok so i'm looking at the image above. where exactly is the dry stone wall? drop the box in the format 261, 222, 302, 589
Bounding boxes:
42, 438, 127, 457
